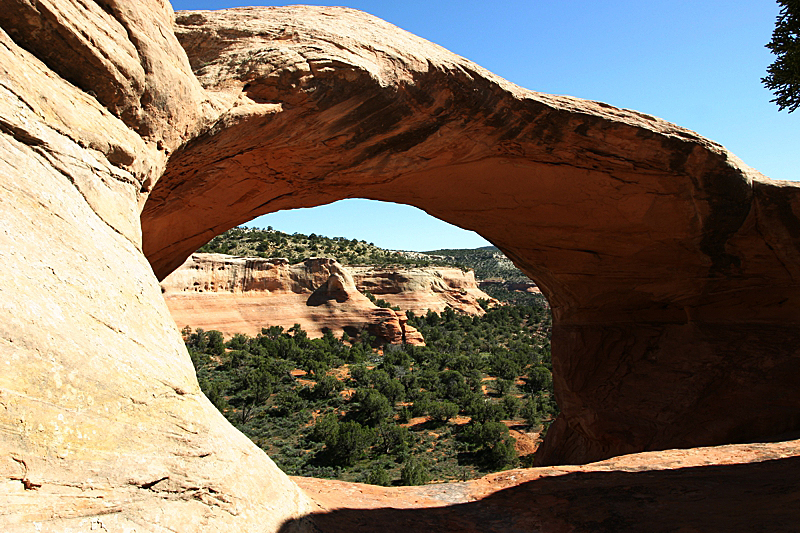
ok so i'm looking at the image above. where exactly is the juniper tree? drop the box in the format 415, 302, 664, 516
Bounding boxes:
764, 1, 800, 112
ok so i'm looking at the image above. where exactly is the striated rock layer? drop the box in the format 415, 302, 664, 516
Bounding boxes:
1, 1, 800, 531
161, 253, 426, 344
350, 266, 492, 316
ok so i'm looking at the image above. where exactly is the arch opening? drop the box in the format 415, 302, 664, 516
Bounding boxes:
161, 200, 557, 483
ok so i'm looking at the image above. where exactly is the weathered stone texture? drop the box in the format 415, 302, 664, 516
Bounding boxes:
1, 2, 800, 531
0, 2, 312, 531
161, 253, 429, 344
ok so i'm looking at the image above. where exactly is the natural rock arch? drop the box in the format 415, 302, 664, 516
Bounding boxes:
144, 7, 800, 465
1, 2, 799, 530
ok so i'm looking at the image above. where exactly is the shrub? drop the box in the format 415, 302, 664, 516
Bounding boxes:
400, 457, 430, 486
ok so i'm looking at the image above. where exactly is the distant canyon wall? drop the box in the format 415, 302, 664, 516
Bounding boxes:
160, 253, 495, 343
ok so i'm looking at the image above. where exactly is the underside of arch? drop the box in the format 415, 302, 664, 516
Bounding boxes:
143, 7, 800, 465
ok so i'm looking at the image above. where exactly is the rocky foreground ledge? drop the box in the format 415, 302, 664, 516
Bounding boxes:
291, 437, 800, 532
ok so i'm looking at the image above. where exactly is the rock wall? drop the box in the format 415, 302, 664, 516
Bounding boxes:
2, 1, 800, 531
350, 266, 492, 316
0, 2, 312, 531
161, 253, 425, 344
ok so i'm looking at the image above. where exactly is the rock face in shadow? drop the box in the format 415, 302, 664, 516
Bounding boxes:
161, 253, 426, 344
2, 1, 800, 530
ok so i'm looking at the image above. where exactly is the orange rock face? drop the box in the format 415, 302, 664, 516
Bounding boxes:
161, 253, 427, 344
291, 438, 800, 532
351, 266, 493, 316
3, 1, 800, 531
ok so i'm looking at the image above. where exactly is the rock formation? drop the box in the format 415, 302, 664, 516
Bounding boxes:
161, 253, 426, 344
351, 266, 492, 316
289, 437, 800, 532
2, 1, 800, 531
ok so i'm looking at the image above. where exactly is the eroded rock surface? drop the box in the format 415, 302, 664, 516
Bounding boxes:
2, 1, 800, 531
142, 6, 800, 466
0, 2, 312, 531
291, 438, 800, 532
161, 253, 426, 344
351, 266, 492, 316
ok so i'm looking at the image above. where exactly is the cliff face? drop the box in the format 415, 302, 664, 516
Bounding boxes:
350, 266, 492, 316
3, 1, 800, 531
161, 253, 426, 344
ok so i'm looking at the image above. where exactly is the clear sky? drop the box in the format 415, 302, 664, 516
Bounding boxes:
171, 0, 796, 251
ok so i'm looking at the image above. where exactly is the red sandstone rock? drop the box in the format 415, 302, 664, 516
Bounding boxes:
3, 2, 800, 531
291, 438, 800, 532
162, 253, 425, 345
351, 266, 495, 316
161, 253, 490, 343
141, 6, 800, 467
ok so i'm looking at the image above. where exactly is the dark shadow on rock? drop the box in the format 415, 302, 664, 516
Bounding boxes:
279, 456, 800, 532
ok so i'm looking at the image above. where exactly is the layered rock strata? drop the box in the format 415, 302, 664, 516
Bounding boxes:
1, 1, 800, 531
350, 266, 492, 316
161, 253, 425, 344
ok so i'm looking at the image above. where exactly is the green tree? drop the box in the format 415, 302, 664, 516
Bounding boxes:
400, 457, 430, 486
764, 1, 800, 112
375, 422, 411, 455
428, 401, 459, 425
366, 464, 392, 486
520, 397, 540, 427
354, 388, 392, 426
501, 394, 520, 419
332, 420, 374, 466
314, 374, 342, 400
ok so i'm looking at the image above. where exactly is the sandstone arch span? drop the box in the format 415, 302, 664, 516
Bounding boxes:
144, 7, 800, 466
1, 1, 799, 530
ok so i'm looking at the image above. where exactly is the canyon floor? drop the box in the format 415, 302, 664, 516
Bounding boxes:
287, 436, 800, 532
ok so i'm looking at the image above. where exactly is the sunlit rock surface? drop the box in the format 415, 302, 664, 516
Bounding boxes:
161, 253, 427, 344
1, 1, 800, 531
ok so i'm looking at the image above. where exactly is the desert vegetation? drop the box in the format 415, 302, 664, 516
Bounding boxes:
186, 302, 555, 485
199, 226, 457, 268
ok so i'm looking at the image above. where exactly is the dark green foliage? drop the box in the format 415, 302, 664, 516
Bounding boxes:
366, 464, 392, 486
186, 298, 556, 485
353, 388, 392, 427
375, 422, 411, 456
421, 246, 529, 282
763, 1, 800, 112
197, 226, 462, 268
331, 420, 375, 466
459, 421, 518, 470
313, 374, 342, 400
428, 401, 459, 425
400, 457, 430, 486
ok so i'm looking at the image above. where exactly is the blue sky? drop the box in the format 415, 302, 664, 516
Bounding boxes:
171, 1, 795, 251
